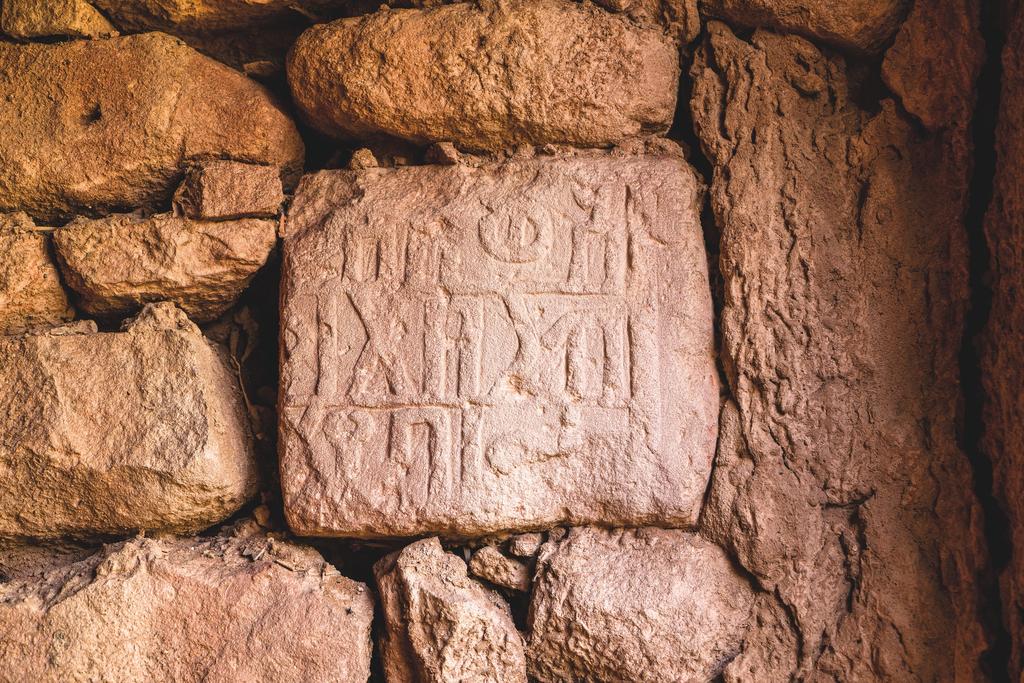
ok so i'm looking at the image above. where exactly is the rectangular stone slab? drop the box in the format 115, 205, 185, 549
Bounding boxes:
280, 155, 718, 538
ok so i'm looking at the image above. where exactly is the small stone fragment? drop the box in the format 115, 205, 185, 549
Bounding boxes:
375, 538, 528, 682
0, 303, 258, 540
508, 533, 544, 558
173, 161, 285, 220
347, 148, 379, 170
0, 33, 304, 222
699, 0, 910, 53
287, 0, 679, 150
280, 155, 718, 538
0, 525, 374, 682
1, 0, 117, 39
54, 213, 277, 322
425, 141, 462, 166
0, 214, 74, 335
469, 546, 532, 592
527, 528, 754, 683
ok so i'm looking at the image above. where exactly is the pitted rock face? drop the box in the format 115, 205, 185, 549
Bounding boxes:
375, 537, 527, 683
54, 213, 277, 322
286, 0, 679, 150
526, 528, 755, 683
0, 214, 74, 335
0, 32, 304, 222
279, 155, 718, 538
0, 0, 117, 39
700, 0, 910, 53
0, 303, 258, 540
0, 524, 375, 683
173, 161, 285, 220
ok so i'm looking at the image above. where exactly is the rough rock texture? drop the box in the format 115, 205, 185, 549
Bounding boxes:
0, 303, 258, 540
469, 546, 531, 592
0, 215, 74, 335
983, 3, 1024, 676
691, 20, 988, 681
595, 0, 701, 42
55, 214, 277, 322
0, 523, 374, 682
173, 161, 285, 220
699, 0, 909, 53
286, 0, 679, 151
375, 537, 527, 682
527, 528, 754, 682
0, 0, 116, 38
92, 0, 320, 32
280, 154, 718, 538
0, 33, 304, 223
508, 533, 544, 558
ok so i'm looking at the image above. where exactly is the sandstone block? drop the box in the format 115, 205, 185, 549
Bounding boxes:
0, 524, 374, 682
0, 215, 74, 335
469, 546, 532, 592
527, 528, 755, 682
54, 213, 277, 322
286, 0, 679, 150
173, 161, 285, 220
0, 33, 304, 223
0, 303, 258, 540
0, 0, 116, 39
280, 155, 718, 538
691, 21, 987, 680
375, 538, 527, 682
699, 0, 909, 53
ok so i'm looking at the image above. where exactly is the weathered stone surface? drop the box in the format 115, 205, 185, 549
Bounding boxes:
691, 21, 988, 681
0, 523, 374, 682
469, 546, 531, 592
280, 155, 718, 538
0, 0, 116, 39
0, 33, 304, 223
286, 0, 679, 151
54, 213, 277, 322
0, 215, 74, 335
375, 537, 527, 683
984, 4, 1024, 677
0, 303, 258, 540
92, 0, 312, 32
527, 528, 754, 682
508, 532, 544, 558
699, 0, 908, 53
595, 0, 701, 42
174, 161, 285, 220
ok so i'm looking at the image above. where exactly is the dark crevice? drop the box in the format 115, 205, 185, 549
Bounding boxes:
961, 0, 1012, 679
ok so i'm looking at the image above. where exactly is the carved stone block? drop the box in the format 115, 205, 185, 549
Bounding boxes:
280, 155, 717, 537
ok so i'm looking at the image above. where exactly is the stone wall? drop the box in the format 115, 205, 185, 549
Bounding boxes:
0, 0, 1014, 681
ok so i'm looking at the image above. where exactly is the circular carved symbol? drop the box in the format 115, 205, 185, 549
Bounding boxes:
478, 206, 552, 263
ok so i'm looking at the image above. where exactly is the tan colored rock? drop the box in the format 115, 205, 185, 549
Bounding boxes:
0, 33, 304, 223
280, 155, 718, 538
92, 0, 331, 32
375, 537, 527, 683
984, 4, 1024, 677
469, 546, 531, 592
286, 0, 679, 151
691, 21, 988, 681
699, 0, 909, 53
0, 303, 258, 540
507, 532, 544, 558
173, 161, 285, 220
527, 528, 754, 682
0, 215, 74, 335
0, 0, 117, 39
54, 213, 277, 322
594, 0, 701, 42
0, 523, 374, 682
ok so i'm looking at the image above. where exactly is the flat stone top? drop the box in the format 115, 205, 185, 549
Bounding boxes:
280, 155, 718, 538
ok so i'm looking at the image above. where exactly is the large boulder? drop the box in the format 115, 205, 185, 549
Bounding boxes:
699, 0, 909, 53
690, 19, 988, 680
0, 523, 375, 682
54, 213, 277, 322
279, 153, 718, 538
0, 32, 304, 223
375, 537, 527, 682
286, 0, 679, 151
0, 214, 74, 335
0, 303, 258, 540
527, 528, 754, 682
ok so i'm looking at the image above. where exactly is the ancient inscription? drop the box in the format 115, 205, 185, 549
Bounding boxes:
280, 156, 718, 537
